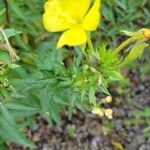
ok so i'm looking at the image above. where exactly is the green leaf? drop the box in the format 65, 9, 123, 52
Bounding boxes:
6, 101, 40, 112
8, 64, 20, 69
99, 83, 110, 95
89, 86, 96, 105
36, 88, 61, 124
0, 103, 35, 148
0, 50, 11, 64
120, 30, 134, 36
3, 28, 22, 39
0, 28, 22, 41
0, 8, 5, 16
108, 71, 124, 81
143, 126, 150, 138
143, 107, 150, 117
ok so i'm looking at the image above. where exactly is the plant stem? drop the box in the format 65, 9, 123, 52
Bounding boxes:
116, 61, 127, 70
0, 28, 19, 62
3, 0, 10, 25
87, 32, 95, 54
80, 43, 86, 55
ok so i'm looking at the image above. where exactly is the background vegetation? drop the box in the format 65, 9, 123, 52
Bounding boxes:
0, 0, 150, 149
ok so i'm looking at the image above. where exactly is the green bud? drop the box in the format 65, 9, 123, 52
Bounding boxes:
125, 41, 148, 62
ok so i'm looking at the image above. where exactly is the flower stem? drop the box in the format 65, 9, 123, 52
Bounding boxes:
87, 32, 95, 54
3, 0, 10, 25
80, 43, 86, 55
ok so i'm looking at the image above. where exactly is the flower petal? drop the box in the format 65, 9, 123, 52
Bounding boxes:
61, 0, 91, 19
91, 107, 104, 117
102, 96, 112, 103
82, 0, 101, 31
104, 109, 113, 119
57, 27, 87, 48
43, 0, 71, 32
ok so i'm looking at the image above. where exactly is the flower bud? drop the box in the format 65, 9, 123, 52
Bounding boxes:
141, 28, 150, 39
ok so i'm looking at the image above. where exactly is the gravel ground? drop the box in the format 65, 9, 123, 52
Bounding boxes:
9, 70, 150, 150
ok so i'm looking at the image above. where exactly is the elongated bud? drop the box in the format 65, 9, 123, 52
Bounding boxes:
126, 41, 148, 62
113, 28, 150, 56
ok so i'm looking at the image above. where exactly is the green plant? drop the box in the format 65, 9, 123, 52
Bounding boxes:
0, 0, 150, 148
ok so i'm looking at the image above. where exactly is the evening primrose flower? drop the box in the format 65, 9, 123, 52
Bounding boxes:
43, 0, 101, 48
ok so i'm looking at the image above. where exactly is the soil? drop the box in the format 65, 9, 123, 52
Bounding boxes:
9, 69, 150, 150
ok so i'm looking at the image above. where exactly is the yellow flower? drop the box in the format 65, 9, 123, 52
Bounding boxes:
43, 0, 101, 48
103, 109, 113, 119
91, 106, 104, 117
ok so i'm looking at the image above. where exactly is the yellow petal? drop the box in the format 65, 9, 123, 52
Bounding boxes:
43, 0, 71, 32
104, 109, 113, 119
91, 107, 104, 117
82, 0, 101, 31
57, 27, 87, 48
111, 141, 125, 150
102, 96, 112, 103
61, 0, 91, 19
